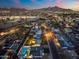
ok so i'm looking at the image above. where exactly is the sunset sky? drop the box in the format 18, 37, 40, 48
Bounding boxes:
0, 0, 79, 10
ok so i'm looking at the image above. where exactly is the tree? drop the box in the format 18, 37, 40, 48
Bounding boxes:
51, 21, 60, 28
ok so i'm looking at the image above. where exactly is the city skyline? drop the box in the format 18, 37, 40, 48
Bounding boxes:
0, 0, 79, 10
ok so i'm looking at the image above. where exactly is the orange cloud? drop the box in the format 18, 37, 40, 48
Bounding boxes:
56, 0, 79, 10
56, 0, 65, 8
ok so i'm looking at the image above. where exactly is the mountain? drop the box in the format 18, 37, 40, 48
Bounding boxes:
0, 8, 28, 12
35, 6, 74, 13
0, 8, 28, 16
0, 6, 77, 16
0, 6, 75, 13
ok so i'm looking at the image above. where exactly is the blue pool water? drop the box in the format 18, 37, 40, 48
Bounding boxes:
21, 47, 29, 57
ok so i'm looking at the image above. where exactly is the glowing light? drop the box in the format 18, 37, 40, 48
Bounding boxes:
26, 38, 36, 46
9, 28, 19, 33
44, 31, 61, 48
44, 31, 54, 40
0, 32, 7, 36
0, 28, 19, 36
54, 38, 61, 48
41, 25, 49, 30
56, 43, 61, 48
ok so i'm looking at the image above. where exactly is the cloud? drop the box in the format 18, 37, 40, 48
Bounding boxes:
55, 0, 65, 7
55, 0, 79, 10
5, 0, 79, 10
72, 2, 79, 10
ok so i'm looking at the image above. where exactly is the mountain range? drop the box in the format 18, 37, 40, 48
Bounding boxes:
34, 6, 75, 12
0, 6, 78, 13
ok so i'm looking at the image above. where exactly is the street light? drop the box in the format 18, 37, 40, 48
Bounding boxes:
44, 31, 61, 48
44, 31, 61, 59
44, 31, 53, 40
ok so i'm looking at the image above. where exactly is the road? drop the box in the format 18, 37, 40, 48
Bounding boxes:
1, 18, 75, 59
43, 26, 60, 59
